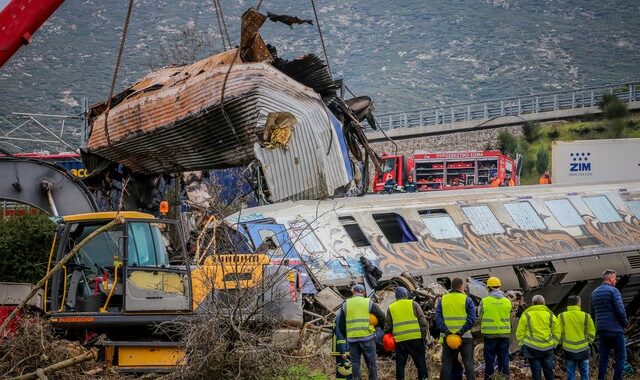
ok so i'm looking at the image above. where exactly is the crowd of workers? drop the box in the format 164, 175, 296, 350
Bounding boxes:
332, 269, 629, 380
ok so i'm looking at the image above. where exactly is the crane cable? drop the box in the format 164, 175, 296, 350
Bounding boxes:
103, 0, 135, 146
212, 0, 231, 50
310, 0, 331, 77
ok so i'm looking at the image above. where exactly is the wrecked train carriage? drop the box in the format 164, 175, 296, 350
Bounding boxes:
84, 51, 355, 202
226, 181, 640, 313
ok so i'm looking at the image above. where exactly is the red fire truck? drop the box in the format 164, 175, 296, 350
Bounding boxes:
372, 150, 519, 192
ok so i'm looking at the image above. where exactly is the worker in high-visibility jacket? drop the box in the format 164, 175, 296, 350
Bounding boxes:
539, 171, 552, 184
559, 295, 595, 380
336, 284, 385, 380
516, 295, 561, 380
479, 277, 512, 380
435, 277, 477, 380
384, 286, 429, 380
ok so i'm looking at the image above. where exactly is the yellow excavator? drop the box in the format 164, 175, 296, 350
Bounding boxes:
0, 157, 303, 371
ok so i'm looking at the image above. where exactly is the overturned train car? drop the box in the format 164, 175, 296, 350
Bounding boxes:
226, 181, 640, 313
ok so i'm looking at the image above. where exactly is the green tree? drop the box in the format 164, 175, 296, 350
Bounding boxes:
522, 121, 539, 143
497, 131, 517, 156
608, 119, 625, 138
598, 93, 628, 120
536, 148, 550, 175
0, 214, 56, 283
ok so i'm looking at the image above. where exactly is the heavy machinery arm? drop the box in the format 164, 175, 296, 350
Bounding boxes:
0, 0, 65, 67
0, 156, 98, 215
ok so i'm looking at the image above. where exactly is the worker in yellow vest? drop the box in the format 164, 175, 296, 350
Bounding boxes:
559, 295, 595, 380
516, 295, 561, 380
479, 277, 512, 380
336, 284, 385, 380
384, 286, 429, 380
435, 277, 477, 380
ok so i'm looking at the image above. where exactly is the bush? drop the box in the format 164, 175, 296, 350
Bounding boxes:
608, 119, 626, 138
0, 214, 56, 283
547, 129, 560, 139
497, 131, 517, 155
536, 148, 550, 174
598, 93, 628, 120
522, 122, 539, 143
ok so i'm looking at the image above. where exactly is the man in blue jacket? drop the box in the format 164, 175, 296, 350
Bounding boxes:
591, 269, 629, 380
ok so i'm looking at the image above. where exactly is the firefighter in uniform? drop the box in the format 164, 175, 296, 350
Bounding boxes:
336, 284, 385, 380
435, 277, 477, 380
559, 295, 595, 380
332, 319, 353, 380
384, 286, 429, 380
516, 295, 561, 380
479, 277, 512, 379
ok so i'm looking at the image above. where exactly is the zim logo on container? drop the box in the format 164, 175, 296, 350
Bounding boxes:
569, 152, 592, 176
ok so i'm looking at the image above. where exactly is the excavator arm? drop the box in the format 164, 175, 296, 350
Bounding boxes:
0, 156, 97, 215
0, 0, 65, 67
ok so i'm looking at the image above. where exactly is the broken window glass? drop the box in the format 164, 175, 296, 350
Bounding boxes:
462, 205, 504, 235
372, 213, 417, 244
504, 202, 546, 230
288, 219, 325, 254
419, 209, 463, 239
545, 199, 585, 227
338, 216, 370, 247
624, 200, 640, 219
584, 196, 622, 223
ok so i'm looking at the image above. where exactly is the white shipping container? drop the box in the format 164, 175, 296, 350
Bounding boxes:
551, 138, 640, 185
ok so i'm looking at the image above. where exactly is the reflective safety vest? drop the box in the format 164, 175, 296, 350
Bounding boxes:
345, 296, 374, 339
481, 295, 512, 337
441, 292, 471, 338
558, 305, 595, 353
516, 304, 559, 351
389, 299, 422, 342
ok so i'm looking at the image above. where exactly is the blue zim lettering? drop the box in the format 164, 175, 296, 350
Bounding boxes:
569, 163, 591, 172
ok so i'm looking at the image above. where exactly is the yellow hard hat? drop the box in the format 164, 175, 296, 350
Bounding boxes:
369, 313, 378, 327
487, 276, 501, 288
445, 334, 462, 350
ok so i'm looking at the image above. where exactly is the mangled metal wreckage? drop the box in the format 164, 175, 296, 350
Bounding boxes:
226, 180, 640, 315
83, 8, 379, 203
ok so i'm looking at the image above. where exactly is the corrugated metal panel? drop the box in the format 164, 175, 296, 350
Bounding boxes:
253, 92, 350, 202
86, 57, 351, 202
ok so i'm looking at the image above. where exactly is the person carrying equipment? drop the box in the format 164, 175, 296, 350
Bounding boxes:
336, 284, 386, 380
384, 286, 429, 380
435, 278, 477, 379
479, 277, 512, 380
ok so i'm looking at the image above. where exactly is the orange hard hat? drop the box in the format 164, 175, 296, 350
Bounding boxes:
445, 334, 462, 350
369, 313, 378, 327
382, 333, 396, 352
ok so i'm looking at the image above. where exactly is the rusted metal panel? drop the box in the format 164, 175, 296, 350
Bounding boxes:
86, 56, 353, 201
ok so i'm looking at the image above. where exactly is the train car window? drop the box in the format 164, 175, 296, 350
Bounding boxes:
584, 196, 622, 223
624, 200, 640, 219
462, 205, 505, 235
504, 202, 546, 230
372, 213, 417, 243
419, 210, 463, 239
288, 219, 326, 254
338, 216, 370, 247
544, 199, 585, 227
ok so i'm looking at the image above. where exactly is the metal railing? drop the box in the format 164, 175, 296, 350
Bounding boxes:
374, 81, 640, 131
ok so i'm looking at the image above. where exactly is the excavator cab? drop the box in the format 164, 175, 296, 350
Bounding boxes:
47, 212, 192, 331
